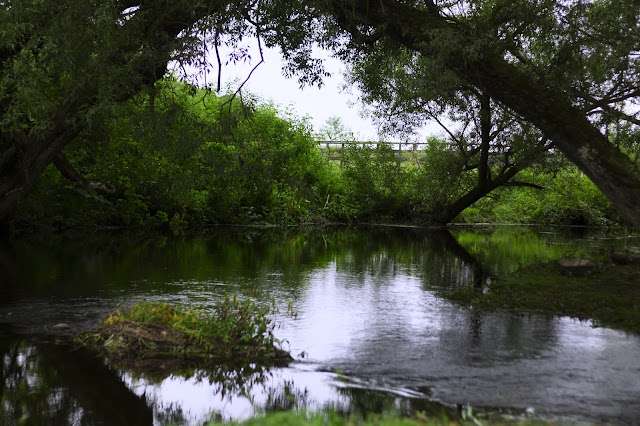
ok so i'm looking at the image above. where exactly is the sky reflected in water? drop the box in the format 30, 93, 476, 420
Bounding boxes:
1, 226, 640, 424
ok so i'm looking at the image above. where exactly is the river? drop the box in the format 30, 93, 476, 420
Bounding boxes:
1, 226, 639, 425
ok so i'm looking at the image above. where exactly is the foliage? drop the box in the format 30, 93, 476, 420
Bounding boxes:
3, 0, 640, 235
340, 143, 411, 221
408, 137, 471, 216
83, 298, 291, 364
324, 0, 640, 228
316, 116, 356, 141
16, 77, 341, 229
324, 134, 622, 227
3, 1, 640, 233
459, 167, 623, 227
17, 104, 627, 229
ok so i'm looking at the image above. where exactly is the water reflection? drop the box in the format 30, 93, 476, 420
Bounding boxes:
0, 327, 153, 425
3, 330, 445, 425
1, 226, 640, 424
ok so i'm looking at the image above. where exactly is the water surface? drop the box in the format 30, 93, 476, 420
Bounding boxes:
1, 226, 639, 424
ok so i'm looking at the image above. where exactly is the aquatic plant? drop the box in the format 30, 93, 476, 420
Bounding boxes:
445, 260, 640, 334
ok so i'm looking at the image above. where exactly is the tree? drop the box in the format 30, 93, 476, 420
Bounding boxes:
2, 0, 640, 236
316, 116, 355, 141
346, 41, 550, 223
310, 0, 640, 227
0, 0, 260, 237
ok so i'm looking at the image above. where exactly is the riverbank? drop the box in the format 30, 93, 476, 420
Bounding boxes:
445, 259, 640, 334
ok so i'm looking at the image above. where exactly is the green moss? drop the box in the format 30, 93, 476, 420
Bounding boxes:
81, 297, 291, 366
446, 261, 640, 333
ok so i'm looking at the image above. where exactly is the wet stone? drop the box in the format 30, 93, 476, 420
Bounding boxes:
556, 258, 595, 276
52, 323, 71, 330
611, 252, 640, 265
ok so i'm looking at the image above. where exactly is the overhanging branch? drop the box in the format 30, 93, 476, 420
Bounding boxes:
502, 181, 546, 190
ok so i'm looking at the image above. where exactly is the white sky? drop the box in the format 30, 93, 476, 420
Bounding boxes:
189, 41, 439, 142
209, 45, 378, 139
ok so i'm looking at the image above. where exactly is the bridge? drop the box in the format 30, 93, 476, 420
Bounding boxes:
316, 140, 431, 162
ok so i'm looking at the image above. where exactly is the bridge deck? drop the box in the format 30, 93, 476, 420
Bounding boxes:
316, 141, 428, 162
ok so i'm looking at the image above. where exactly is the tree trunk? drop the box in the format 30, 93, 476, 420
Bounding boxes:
0, 0, 202, 238
478, 92, 491, 190
53, 153, 87, 186
431, 164, 521, 225
0, 120, 81, 235
429, 92, 522, 224
345, 0, 640, 228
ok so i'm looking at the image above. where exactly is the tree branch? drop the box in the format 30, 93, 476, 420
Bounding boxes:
221, 34, 265, 108
502, 181, 546, 190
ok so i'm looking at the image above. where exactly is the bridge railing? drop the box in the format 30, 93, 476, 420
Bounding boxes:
316, 140, 430, 151
316, 140, 431, 163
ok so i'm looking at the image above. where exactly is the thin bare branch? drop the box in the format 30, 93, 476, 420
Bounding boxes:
221, 34, 265, 109
214, 28, 223, 92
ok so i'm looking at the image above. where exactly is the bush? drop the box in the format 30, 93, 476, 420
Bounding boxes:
458, 168, 623, 227
339, 143, 413, 221
22, 77, 341, 229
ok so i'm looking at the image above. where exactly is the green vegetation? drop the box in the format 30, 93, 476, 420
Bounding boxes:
205, 408, 546, 426
459, 168, 622, 227
16, 78, 341, 230
446, 261, 640, 334
209, 411, 448, 426
10, 70, 623, 231
2, 1, 640, 236
321, 135, 623, 227
81, 297, 291, 366
13, 99, 628, 230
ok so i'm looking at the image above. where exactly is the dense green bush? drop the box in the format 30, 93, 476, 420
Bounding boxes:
339, 143, 412, 221
459, 168, 622, 227
18, 77, 341, 229
15, 79, 625, 230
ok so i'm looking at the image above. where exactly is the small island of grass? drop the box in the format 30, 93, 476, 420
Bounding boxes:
80, 296, 291, 370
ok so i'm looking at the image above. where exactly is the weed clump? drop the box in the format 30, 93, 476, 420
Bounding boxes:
82, 296, 291, 367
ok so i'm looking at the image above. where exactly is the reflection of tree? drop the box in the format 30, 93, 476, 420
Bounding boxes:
319, 227, 561, 376
262, 379, 310, 412
452, 227, 588, 276
328, 386, 457, 420
433, 229, 559, 356
118, 356, 275, 398
246, 376, 457, 421
152, 402, 188, 426
0, 333, 153, 425
430, 230, 486, 289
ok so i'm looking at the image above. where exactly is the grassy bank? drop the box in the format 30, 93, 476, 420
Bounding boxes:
445, 260, 640, 333
206, 409, 548, 425
209, 411, 449, 425
80, 297, 291, 368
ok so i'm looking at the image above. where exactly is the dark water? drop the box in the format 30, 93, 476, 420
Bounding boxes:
1, 226, 640, 425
